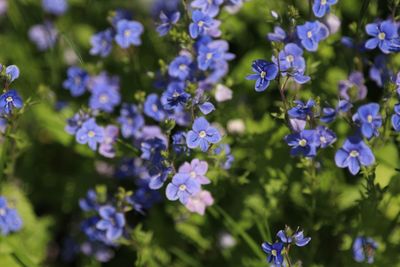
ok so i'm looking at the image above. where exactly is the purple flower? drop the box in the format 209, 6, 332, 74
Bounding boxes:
0, 90, 23, 115
178, 159, 210, 185
99, 125, 119, 158
191, 0, 224, 17
277, 229, 311, 247
185, 190, 214, 215
261, 242, 284, 265
284, 129, 319, 157
246, 60, 278, 92
28, 22, 57, 51
352, 103, 382, 139
365, 20, 399, 54
76, 118, 105, 151
297, 21, 329, 51
117, 104, 144, 138
335, 136, 375, 175
166, 173, 201, 204
156, 11, 180, 36
391, 103, 400, 131
90, 29, 113, 57
144, 94, 167, 122
189, 10, 214, 39
115, 20, 144, 48
96, 205, 125, 241
63, 67, 89, 97
353, 236, 378, 264
338, 72, 367, 102
79, 189, 99, 212
168, 55, 192, 80
186, 117, 221, 152
42, 0, 68, 15
312, 0, 337, 18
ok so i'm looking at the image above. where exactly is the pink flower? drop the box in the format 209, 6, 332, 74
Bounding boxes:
178, 159, 210, 184
185, 190, 214, 215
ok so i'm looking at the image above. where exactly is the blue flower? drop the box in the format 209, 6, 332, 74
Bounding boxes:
365, 20, 399, 54
63, 67, 89, 97
42, 0, 68, 15
148, 165, 172, 190
335, 136, 375, 175
288, 99, 315, 120
115, 20, 144, 48
161, 82, 190, 110
320, 107, 337, 123
191, 0, 224, 17
353, 236, 378, 264
117, 104, 144, 138
144, 94, 167, 122
189, 10, 214, 39
79, 190, 99, 212
267, 26, 287, 42
156, 11, 180, 36
0, 196, 23, 235
111, 9, 133, 27
140, 137, 167, 164
5, 65, 19, 83
369, 55, 391, 87
352, 103, 382, 139
261, 242, 284, 266
274, 43, 310, 84
99, 125, 119, 158
312, 0, 337, 18
65, 111, 90, 135
76, 118, 105, 151
168, 55, 193, 80
277, 229, 311, 247
89, 87, 121, 113
166, 173, 201, 204
284, 129, 319, 157
172, 131, 188, 154
187, 117, 221, 152
297, 21, 329, 51
315, 126, 336, 148
96, 205, 125, 241
0, 90, 23, 115
246, 60, 278, 92
391, 103, 400, 132
90, 29, 113, 58
197, 40, 234, 71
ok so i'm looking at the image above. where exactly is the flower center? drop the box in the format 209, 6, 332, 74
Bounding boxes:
206, 53, 213, 60
172, 92, 180, 98
74, 76, 81, 85
321, 0, 327, 4
198, 20, 204, 27
298, 139, 307, 147
286, 55, 294, 63
88, 130, 96, 138
378, 32, 386, 40
367, 115, 373, 123
179, 184, 187, 191
124, 30, 131, 37
271, 249, 277, 256
0, 208, 6, 216
152, 104, 158, 112
190, 171, 196, 178
6, 96, 13, 103
350, 150, 359, 157
307, 31, 313, 38
199, 130, 207, 138
99, 94, 109, 103
260, 71, 267, 78
320, 136, 327, 143
179, 64, 187, 71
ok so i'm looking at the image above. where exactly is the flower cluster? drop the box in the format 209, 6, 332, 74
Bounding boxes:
90, 10, 144, 57
0, 196, 23, 235
0, 64, 23, 117
261, 226, 311, 266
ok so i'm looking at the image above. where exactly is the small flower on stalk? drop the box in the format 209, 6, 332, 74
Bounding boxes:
246, 60, 278, 92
